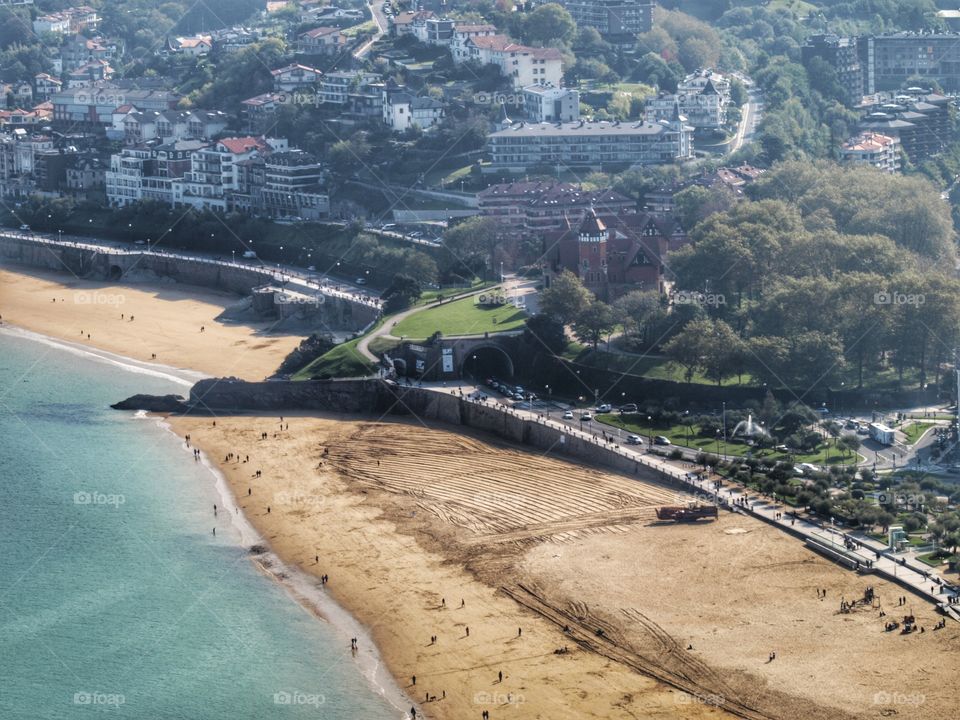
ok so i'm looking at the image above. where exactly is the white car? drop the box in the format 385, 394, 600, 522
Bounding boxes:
597, 404, 612, 413
626, 434, 642, 445
580, 412, 593, 422
562, 410, 574, 420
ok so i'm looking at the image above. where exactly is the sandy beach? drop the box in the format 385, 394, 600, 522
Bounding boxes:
167, 415, 960, 720
7, 266, 958, 719
0, 266, 301, 380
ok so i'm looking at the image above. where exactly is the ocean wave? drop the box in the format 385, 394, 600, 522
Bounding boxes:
0, 324, 206, 387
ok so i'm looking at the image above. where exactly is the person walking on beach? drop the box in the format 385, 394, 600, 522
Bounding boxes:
411, 675, 416, 686
465, 627, 469, 637
498, 670, 502, 683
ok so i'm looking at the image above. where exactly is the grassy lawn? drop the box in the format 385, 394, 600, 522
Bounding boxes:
392, 295, 527, 340
423, 163, 474, 188
917, 551, 951, 567
573, 349, 755, 387
902, 422, 935, 445
416, 279, 493, 306
596, 414, 859, 466
292, 337, 375, 379
368, 336, 401, 355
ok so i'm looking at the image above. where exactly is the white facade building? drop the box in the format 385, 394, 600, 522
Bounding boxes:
523, 83, 579, 122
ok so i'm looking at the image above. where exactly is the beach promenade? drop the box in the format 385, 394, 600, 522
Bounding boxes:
443, 387, 960, 615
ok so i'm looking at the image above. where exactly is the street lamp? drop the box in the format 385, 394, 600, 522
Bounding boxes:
545, 385, 551, 417
648, 415, 653, 446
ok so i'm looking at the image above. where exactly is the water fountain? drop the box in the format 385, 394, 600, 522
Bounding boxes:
731, 414, 771, 440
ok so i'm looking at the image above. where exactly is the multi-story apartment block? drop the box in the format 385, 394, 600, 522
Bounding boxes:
34, 73, 62, 101
449, 23, 498, 62
871, 32, 960, 92
839, 131, 901, 173
60, 34, 116, 72
558, 0, 653, 39
51, 85, 181, 131
478, 181, 634, 238
106, 136, 328, 220
522, 83, 579, 122
271, 63, 324, 93
801, 34, 874, 103
319, 71, 381, 105
487, 114, 692, 172
390, 10, 434, 37
111, 108, 228, 146
33, 6, 99, 36
858, 91, 950, 163
463, 35, 563, 89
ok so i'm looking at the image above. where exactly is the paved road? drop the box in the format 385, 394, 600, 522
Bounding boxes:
354, 0, 386, 58
730, 88, 762, 155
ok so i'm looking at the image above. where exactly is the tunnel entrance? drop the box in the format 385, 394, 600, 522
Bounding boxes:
461, 345, 514, 382
108, 265, 123, 280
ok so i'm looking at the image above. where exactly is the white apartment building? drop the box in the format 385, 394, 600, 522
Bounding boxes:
646, 72, 730, 129
839, 131, 901, 173
523, 83, 579, 122
463, 35, 563, 89
382, 87, 445, 132
449, 24, 498, 62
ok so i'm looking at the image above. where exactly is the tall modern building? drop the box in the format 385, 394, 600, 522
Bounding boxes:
486, 114, 692, 172
801, 34, 874, 104
871, 33, 960, 92
559, 0, 653, 40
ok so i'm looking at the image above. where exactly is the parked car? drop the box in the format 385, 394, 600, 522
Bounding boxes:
597, 404, 612, 413
653, 436, 671, 446
355, 277, 367, 285
513, 392, 524, 401
620, 403, 638, 414
626, 434, 643, 445
562, 410, 574, 419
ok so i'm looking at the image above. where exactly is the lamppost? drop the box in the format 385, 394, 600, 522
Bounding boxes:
545, 384, 551, 417
648, 415, 653, 446
722, 401, 727, 458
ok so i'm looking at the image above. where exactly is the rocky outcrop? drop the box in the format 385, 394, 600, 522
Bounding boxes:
110, 394, 189, 412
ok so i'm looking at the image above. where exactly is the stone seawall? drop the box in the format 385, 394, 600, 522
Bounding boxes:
0, 233, 380, 331
181, 378, 672, 487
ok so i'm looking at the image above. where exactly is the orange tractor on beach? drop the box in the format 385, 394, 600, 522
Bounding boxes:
655, 505, 719, 522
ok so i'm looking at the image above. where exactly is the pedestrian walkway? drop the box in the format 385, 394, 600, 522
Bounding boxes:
450, 389, 960, 617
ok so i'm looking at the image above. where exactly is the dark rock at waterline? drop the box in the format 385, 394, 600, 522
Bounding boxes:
111, 394, 188, 412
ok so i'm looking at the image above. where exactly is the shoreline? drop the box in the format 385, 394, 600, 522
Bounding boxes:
2, 321, 418, 719
155, 414, 415, 718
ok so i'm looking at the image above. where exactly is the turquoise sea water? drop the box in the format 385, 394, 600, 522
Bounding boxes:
0, 331, 400, 719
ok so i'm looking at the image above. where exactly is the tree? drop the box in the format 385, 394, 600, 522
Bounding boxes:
613, 290, 660, 348
663, 319, 706, 382
441, 216, 501, 279
574, 300, 615, 349
838, 434, 861, 460
382, 274, 422, 313
523, 313, 567, 354
329, 133, 372, 176
539, 270, 593, 325
520, 3, 575, 46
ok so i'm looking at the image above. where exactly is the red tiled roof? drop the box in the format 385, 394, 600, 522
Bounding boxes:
218, 136, 269, 154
